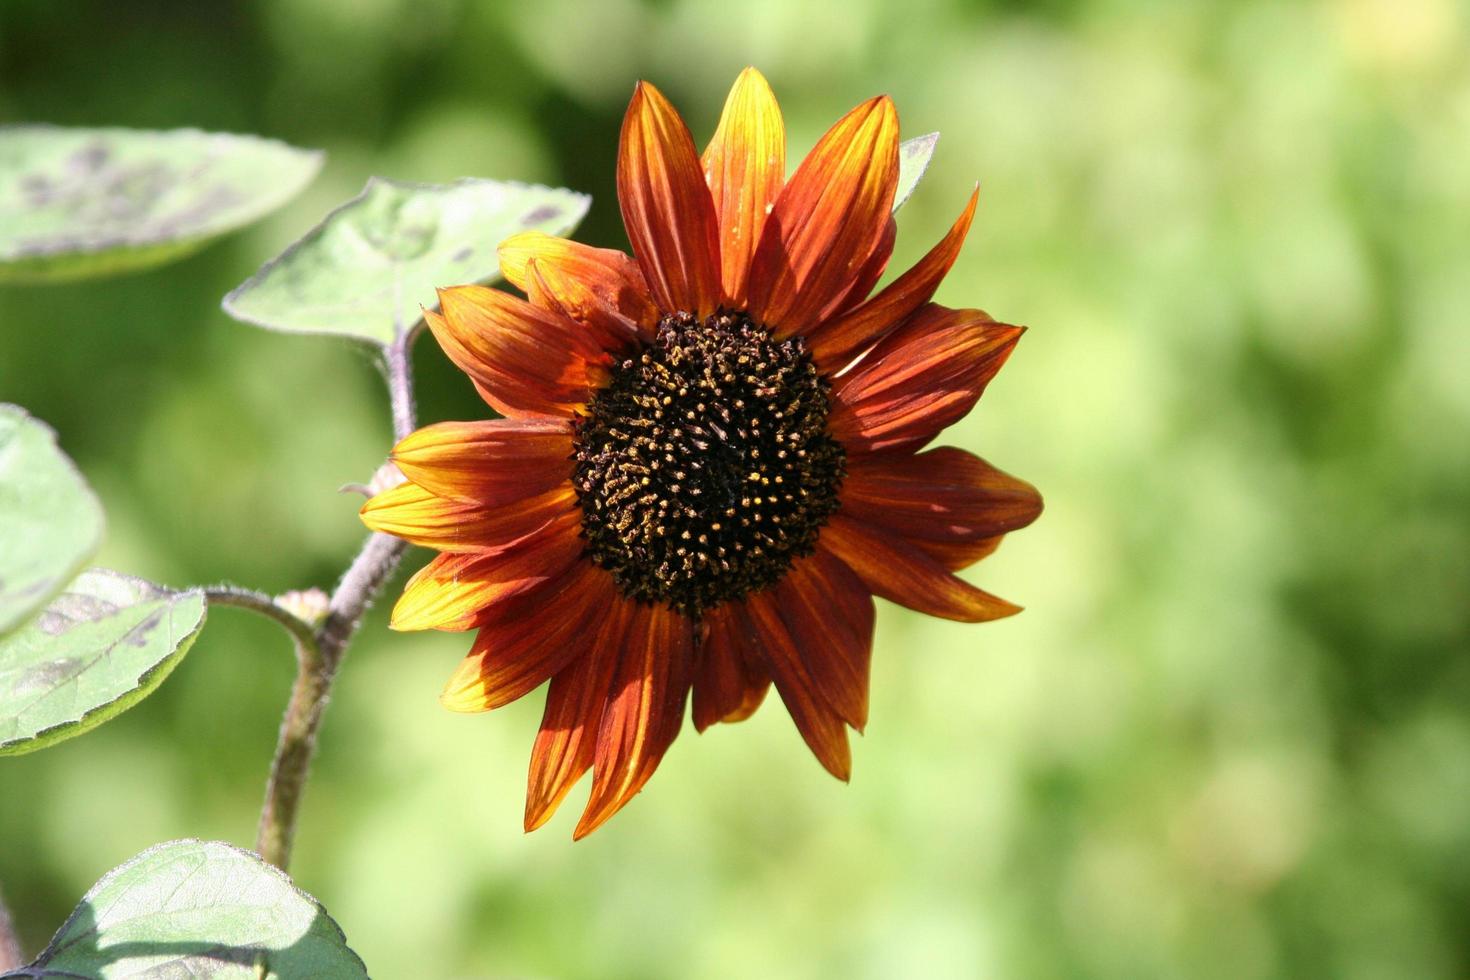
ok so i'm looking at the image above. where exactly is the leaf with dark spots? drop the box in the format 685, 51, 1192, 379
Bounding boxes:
126, 611, 165, 647
37, 590, 123, 635
0, 126, 322, 283
9, 657, 83, 697
522, 204, 562, 224
222, 176, 590, 346
0, 569, 206, 756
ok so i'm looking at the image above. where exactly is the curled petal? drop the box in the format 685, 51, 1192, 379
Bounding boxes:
747, 95, 899, 336
820, 513, 1021, 623
523, 259, 642, 353
440, 559, 617, 713
692, 603, 770, 732
828, 304, 1024, 454
743, 594, 852, 780
809, 186, 979, 371
575, 603, 694, 838
360, 481, 577, 553
389, 515, 584, 631
618, 81, 722, 316
841, 446, 1042, 570
499, 231, 658, 341
390, 418, 572, 505
912, 534, 1006, 572
702, 66, 785, 308
525, 597, 638, 831
429, 286, 610, 418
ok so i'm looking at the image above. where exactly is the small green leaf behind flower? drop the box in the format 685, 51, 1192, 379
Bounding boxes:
0, 126, 322, 283
222, 176, 591, 347
5, 839, 368, 979
0, 404, 105, 637
0, 570, 206, 756
894, 132, 940, 213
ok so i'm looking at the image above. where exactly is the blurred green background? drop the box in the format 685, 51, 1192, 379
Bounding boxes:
2, 0, 1468, 976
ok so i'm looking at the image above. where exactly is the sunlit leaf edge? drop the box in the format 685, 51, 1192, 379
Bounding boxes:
0, 404, 105, 639
18, 838, 368, 978
0, 239, 215, 285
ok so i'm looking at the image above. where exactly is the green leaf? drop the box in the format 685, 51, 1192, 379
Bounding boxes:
11, 839, 368, 979
0, 570, 205, 756
222, 176, 591, 346
0, 405, 104, 637
0, 125, 322, 283
894, 132, 939, 213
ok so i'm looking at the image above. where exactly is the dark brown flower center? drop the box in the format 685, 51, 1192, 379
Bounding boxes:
572, 310, 845, 615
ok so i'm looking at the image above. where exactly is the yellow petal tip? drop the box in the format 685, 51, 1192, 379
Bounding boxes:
438, 689, 490, 714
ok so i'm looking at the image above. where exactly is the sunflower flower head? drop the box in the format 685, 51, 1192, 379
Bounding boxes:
362, 68, 1043, 839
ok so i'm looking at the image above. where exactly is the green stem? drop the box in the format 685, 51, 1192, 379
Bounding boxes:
252, 331, 417, 872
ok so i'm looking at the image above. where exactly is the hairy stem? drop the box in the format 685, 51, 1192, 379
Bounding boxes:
383, 330, 418, 447
254, 332, 416, 871
0, 883, 21, 971
203, 587, 321, 658
253, 635, 327, 871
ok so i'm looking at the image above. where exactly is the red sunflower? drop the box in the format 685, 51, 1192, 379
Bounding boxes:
361, 68, 1043, 838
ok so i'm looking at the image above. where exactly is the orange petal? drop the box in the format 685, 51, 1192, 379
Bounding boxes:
499, 231, 659, 341
360, 480, 576, 553
828, 304, 1024, 455
701, 67, 785, 308
389, 515, 585, 631
828, 216, 895, 320
523, 259, 642, 353
820, 513, 1021, 623
742, 594, 852, 780
429, 286, 610, 418
691, 603, 770, 732
921, 534, 1006, 571
390, 418, 572, 505
617, 81, 722, 316
574, 603, 694, 838
746, 95, 899, 336
841, 446, 1042, 571
524, 596, 638, 831
768, 548, 873, 731
808, 186, 979, 371
440, 559, 617, 713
